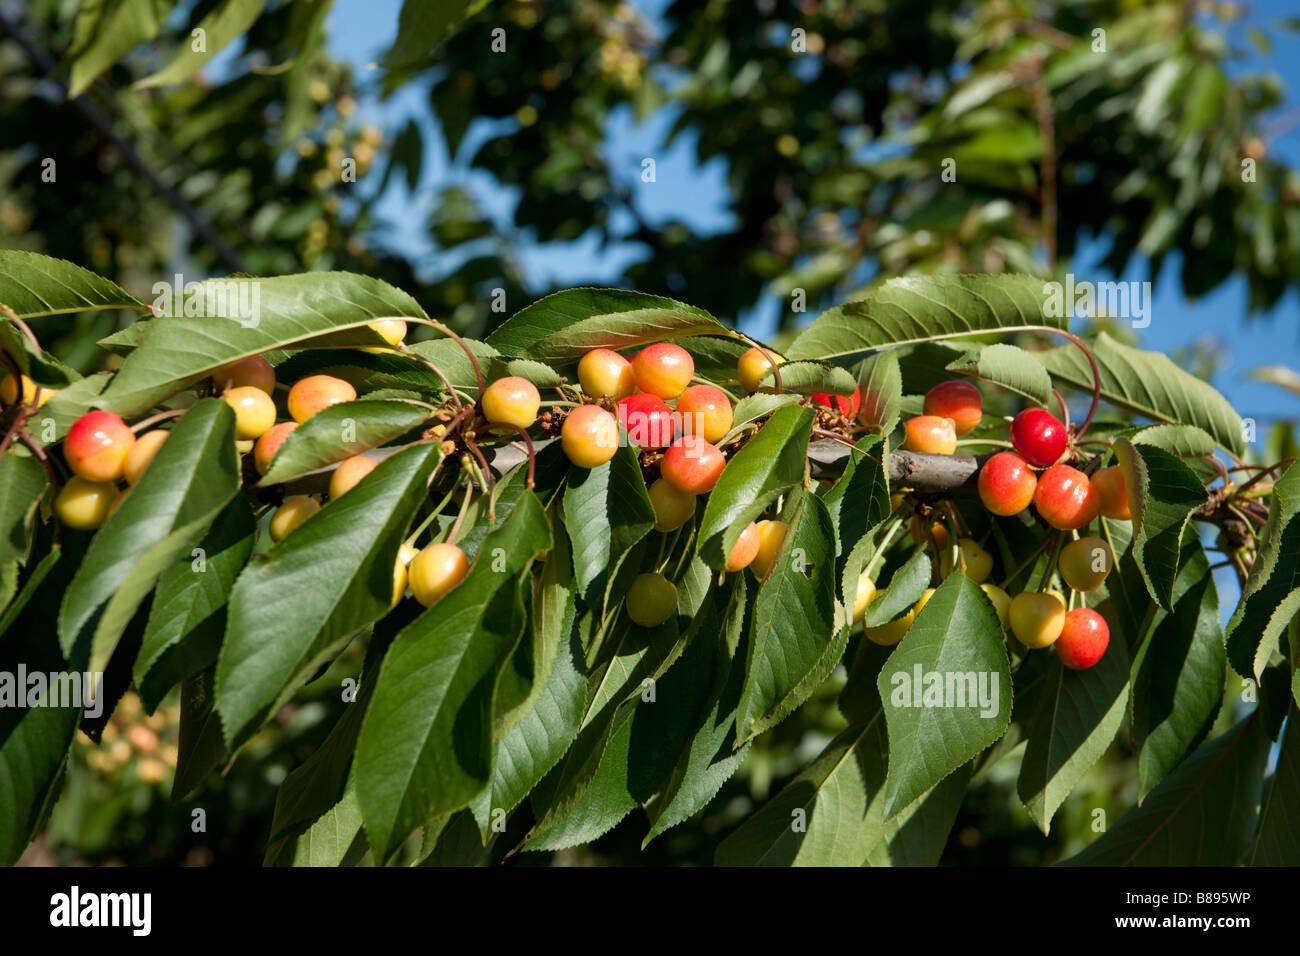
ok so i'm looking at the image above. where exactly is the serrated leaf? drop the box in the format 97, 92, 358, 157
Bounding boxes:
216, 442, 441, 749
946, 342, 1053, 406
855, 350, 902, 433
729, 391, 800, 430
1250, 701, 1300, 865
758, 360, 856, 394
25, 374, 113, 448
1131, 423, 1217, 458
135, 0, 266, 89
562, 445, 654, 609
0, 453, 47, 611
259, 400, 431, 485
861, 547, 931, 627
172, 668, 227, 802
381, 0, 492, 82
65, 0, 178, 97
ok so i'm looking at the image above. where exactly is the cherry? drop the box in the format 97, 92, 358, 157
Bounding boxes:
1091, 466, 1131, 520
631, 343, 694, 399
0, 373, 54, 408
1009, 591, 1066, 649
737, 346, 783, 394
864, 606, 914, 646
902, 415, 957, 455
270, 496, 320, 541
852, 571, 877, 624
811, 387, 861, 418
1059, 536, 1112, 592
725, 522, 761, 572
223, 385, 277, 440
330, 455, 377, 499
1035, 464, 1101, 530
254, 421, 297, 475
923, 380, 983, 436
750, 519, 788, 578
369, 320, 408, 346
676, 384, 734, 443
981, 583, 1011, 630
391, 543, 419, 607
65, 410, 136, 483
288, 374, 356, 423
481, 375, 541, 430
561, 404, 619, 468
212, 355, 275, 395
617, 393, 676, 449
978, 451, 1037, 516
124, 430, 168, 485
1056, 608, 1110, 669
54, 476, 120, 530
909, 517, 949, 552
661, 435, 726, 494
1010, 408, 1067, 467
941, 537, 993, 583
578, 348, 636, 401
648, 477, 696, 532
409, 541, 470, 607
625, 571, 678, 627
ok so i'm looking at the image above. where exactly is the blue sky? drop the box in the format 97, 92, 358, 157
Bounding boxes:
323, 0, 1300, 431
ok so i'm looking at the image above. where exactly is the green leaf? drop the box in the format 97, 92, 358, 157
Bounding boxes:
65, 0, 178, 96
1131, 423, 1218, 458
729, 391, 800, 430
878, 575, 1012, 816
861, 547, 931, 627
1039, 332, 1245, 455
407, 338, 500, 389
216, 443, 441, 749
1225, 461, 1300, 679
259, 400, 431, 485
736, 492, 838, 743
787, 274, 1062, 362
759, 360, 856, 395
1130, 541, 1225, 797
381, 0, 493, 82
1113, 438, 1207, 611
855, 350, 902, 433
98, 272, 428, 417
697, 403, 813, 566
172, 668, 227, 802
485, 288, 729, 363
135, 0, 267, 89
59, 399, 241, 674
0, 251, 144, 320
354, 492, 551, 861
1064, 716, 1271, 865
946, 342, 1053, 406
1250, 701, 1300, 865
0, 453, 47, 611
562, 445, 655, 608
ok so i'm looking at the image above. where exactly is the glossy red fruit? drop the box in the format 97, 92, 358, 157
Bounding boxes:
1091, 466, 1131, 520
65, 410, 136, 483
924, 380, 983, 436
1010, 408, 1068, 467
902, 415, 957, 455
661, 436, 726, 494
810, 388, 861, 418
1035, 464, 1101, 530
676, 384, 733, 443
631, 343, 694, 399
978, 452, 1037, 516
616, 393, 676, 449
1056, 608, 1110, 669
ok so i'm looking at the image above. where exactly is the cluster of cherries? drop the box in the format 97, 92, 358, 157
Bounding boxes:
860, 380, 1127, 669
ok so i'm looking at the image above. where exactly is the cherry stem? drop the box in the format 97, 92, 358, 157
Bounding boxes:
478, 421, 536, 489
1052, 387, 1070, 432
427, 320, 485, 397
1, 307, 42, 353
1036, 533, 1066, 592
446, 474, 476, 544
18, 429, 61, 487
131, 408, 187, 432
463, 435, 498, 521
405, 350, 465, 411
811, 427, 864, 452
1024, 326, 1101, 439
406, 472, 462, 549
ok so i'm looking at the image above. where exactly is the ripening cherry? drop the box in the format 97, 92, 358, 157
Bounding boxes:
737, 346, 784, 394
65, 410, 136, 483
1009, 591, 1066, 649
409, 541, 470, 607
481, 375, 541, 430
909, 516, 949, 552
390, 543, 419, 606
626, 571, 678, 627
288, 374, 356, 423
852, 572, 877, 624
1059, 536, 1112, 592
865, 591, 928, 646
617, 393, 676, 449
54, 476, 120, 530
1035, 465, 1101, 531
632, 343, 694, 399
923, 380, 983, 436
811, 388, 861, 418
124, 430, 168, 485
578, 348, 636, 401
648, 477, 696, 532
941, 537, 993, 583
1010, 408, 1068, 467
978, 451, 1037, 516
212, 355, 275, 395
369, 320, 408, 346
223, 385, 277, 440
902, 415, 957, 455
1091, 466, 1131, 520
1056, 608, 1110, 669
725, 522, 761, 572
0, 373, 54, 409
661, 435, 727, 494
750, 519, 789, 578
561, 404, 620, 468
676, 384, 734, 443
270, 496, 320, 541
254, 421, 297, 475
330, 455, 377, 499
981, 583, 1011, 630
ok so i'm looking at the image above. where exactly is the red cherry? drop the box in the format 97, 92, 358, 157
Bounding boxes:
661, 436, 726, 493
1010, 408, 1068, 467
1035, 464, 1101, 530
810, 387, 861, 417
978, 452, 1037, 516
1056, 608, 1110, 669
616, 393, 676, 449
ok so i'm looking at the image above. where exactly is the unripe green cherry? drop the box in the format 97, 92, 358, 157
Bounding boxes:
124, 429, 168, 485
648, 477, 696, 532
54, 476, 120, 530
725, 522, 761, 572
481, 375, 541, 430
270, 496, 320, 541
578, 348, 636, 401
409, 542, 470, 607
212, 354, 275, 395
561, 404, 619, 468
1009, 591, 1066, 649
223, 385, 277, 440
288, 374, 356, 423
330, 455, 376, 499
1059, 536, 1112, 592
625, 572, 678, 627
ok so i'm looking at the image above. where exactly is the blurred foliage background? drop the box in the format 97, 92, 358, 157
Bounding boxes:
3, 0, 1300, 865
